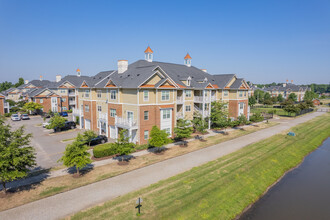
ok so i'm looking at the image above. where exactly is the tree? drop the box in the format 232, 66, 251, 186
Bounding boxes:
0, 117, 36, 193
263, 93, 271, 102
284, 105, 300, 116
263, 99, 273, 105
0, 81, 13, 92
174, 119, 193, 140
210, 101, 229, 129
192, 112, 208, 134
116, 129, 134, 156
23, 102, 43, 113
304, 91, 318, 101
58, 134, 91, 175
82, 130, 97, 146
277, 94, 284, 103
288, 93, 297, 102
149, 126, 171, 150
248, 96, 256, 106
47, 114, 66, 131
15, 78, 24, 88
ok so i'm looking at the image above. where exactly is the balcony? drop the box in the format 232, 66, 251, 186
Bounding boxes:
115, 116, 138, 129
176, 96, 183, 104
176, 112, 184, 119
211, 95, 216, 101
68, 92, 76, 97
194, 96, 210, 103
73, 108, 82, 116
99, 112, 108, 121
69, 100, 76, 105
194, 105, 210, 117
4, 102, 9, 109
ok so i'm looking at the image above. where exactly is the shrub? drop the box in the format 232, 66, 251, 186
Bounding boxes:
75, 116, 80, 125
93, 143, 119, 158
268, 109, 277, 114
237, 115, 247, 126
250, 112, 264, 122
149, 126, 171, 148
67, 109, 73, 113
230, 120, 240, 127
4, 113, 12, 117
135, 144, 149, 151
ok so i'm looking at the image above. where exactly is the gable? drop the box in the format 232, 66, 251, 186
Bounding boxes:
105, 79, 116, 88
81, 81, 89, 88
25, 84, 36, 88
144, 74, 162, 86
59, 81, 75, 88
36, 90, 52, 97
225, 76, 237, 88
159, 80, 176, 88
206, 83, 214, 89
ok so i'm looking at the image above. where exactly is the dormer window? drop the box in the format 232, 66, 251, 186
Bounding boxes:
203, 77, 208, 83
187, 76, 191, 86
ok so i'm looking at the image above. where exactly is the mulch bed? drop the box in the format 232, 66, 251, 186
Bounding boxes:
117, 161, 130, 166
72, 173, 81, 178
0, 191, 12, 198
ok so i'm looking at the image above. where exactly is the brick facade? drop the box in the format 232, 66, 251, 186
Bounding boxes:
35, 96, 61, 113
83, 100, 97, 132
0, 98, 4, 115
228, 99, 248, 119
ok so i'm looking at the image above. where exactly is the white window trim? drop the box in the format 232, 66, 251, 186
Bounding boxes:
144, 111, 149, 120
143, 90, 149, 101
144, 130, 149, 140
110, 90, 117, 100
161, 90, 170, 101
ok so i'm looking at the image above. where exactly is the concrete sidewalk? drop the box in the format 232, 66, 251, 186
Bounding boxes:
0, 112, 325, 220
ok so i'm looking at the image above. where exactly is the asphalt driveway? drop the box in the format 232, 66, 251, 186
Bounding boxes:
8, 115, 83, 169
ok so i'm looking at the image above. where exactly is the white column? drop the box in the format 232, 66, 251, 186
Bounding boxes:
202, 90, 205, 119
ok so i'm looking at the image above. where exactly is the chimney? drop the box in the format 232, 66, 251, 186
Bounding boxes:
76, 68, 81, 77
56, 75, 62, 82
40, 75, 43, 81
25, 80, 29, 84
184, 53, 192, 67
118, 60, 128, 74
283, 83, 286, 87
201, 69, 207, 73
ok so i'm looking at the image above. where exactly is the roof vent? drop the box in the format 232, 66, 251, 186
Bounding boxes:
201, 69, 207, 73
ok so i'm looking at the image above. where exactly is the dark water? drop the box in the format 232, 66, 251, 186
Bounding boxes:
240, 138, 330, 220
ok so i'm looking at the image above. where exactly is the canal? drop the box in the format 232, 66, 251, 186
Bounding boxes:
240, 137, 330, 220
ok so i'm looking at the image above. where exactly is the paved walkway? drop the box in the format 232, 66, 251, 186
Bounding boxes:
0, 112, 325, 220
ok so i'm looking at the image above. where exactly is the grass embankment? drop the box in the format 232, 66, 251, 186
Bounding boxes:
70, 114, 330, 220
0, 122, 276, 211
251, 107, 288, 116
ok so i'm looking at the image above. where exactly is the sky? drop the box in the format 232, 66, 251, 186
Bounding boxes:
0, 0, 329, 85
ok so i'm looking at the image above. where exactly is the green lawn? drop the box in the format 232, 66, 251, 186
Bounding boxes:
71, 113, 330, 220
251, 107, 289, 116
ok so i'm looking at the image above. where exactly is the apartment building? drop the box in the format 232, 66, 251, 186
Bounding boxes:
26, 88, 62, 113
264, 83, 310, 101
75, 47, 249, 144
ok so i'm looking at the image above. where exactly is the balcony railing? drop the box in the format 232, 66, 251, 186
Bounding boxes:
176, 112, 184, 119
194, 105, 210, 117
68, 92, 76, 96
115, 116, 137, 128
194, 96, 210, 103
99, 112, 108, 121
4, 102, 9, 109
176, 96, 183, 103
69, 100, 76, 105
73, 108, 82, 116
211, 96, 216, 101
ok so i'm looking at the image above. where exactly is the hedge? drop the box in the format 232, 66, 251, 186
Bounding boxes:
93, 143, 119, 158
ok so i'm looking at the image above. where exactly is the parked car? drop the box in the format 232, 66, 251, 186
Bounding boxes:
59, 112, 68, 117
11, 114, 21, 121
41, 113, 51, 119
54, 121, 76, 132
89, 135, 108, 146
21, 114, 30, 120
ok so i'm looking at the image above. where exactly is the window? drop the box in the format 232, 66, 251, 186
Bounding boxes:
143, 90, 149, 101
144, 111, 149, 120
185, 105, 191, 112
110, 90, 117, 100
85, 105, 90, 112
244, 91, 247, 96
224, 90, 229, 97
62, 107, 67, 111
239, 91, 243, 97
185, 90, 192, 98
97, 90, 102, 98
162, 109, 171, 119
97, 105, 102, 112
60, 89, 66, 93
144, 130, 149, 140
187, 79, 191, 86
40, 99, 43, 103
62, 98, 66, 102
85, 90, 90, 98
161, 90, 170, 101
110, 109, 116, 117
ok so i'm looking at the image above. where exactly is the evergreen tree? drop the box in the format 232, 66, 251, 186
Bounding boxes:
15, 78, 24, 88
288, 93, 298, 102
58, 134, 91, 175
0, 117, 36, 193
149, 126, 171, 150
248, 96, 256, 106
210, 101, 229, 129
192, 112, 208, 134
277, 94, 284, 103
174, 119, 193, 140
116, 129, 134, 156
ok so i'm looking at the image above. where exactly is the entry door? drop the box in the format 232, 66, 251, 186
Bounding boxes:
110, 126, 116, 138
239, 103, 244, 116
131, 130, 137, 143
127, 111, 134, 122
85, 119, 91, 130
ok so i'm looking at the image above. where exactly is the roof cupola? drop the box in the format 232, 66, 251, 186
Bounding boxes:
184, 53, 192, 67
144, 46, 153, 62
76, 68, 81, 77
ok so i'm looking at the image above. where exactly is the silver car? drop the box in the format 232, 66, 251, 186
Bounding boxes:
21, 114, 30, 120
11, 114, 21, 121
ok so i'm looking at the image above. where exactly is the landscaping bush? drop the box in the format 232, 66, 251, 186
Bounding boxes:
75, 116, 80, 125
250, 112, 264, 122
67, 109, 73, 113
4, 112, 12, 117
237, 115, 248, 126
135, 144, 149, 151
268, 109, 277, 114
230, 120, 240, 127
93, 143, 119, 158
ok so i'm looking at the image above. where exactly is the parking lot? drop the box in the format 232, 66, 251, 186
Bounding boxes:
8, 115, 83, 169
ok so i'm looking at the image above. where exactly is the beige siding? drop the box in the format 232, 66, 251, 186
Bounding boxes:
139, 89, 156, 104
157, 89, 174, 103
184, 101, 194, 120
184, 90, 194, 101
122, 104, 138, 120
121, 89, 138, 104
229, 90, 237, 99
144, 74, 162, 85
226, 76, 236, 87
